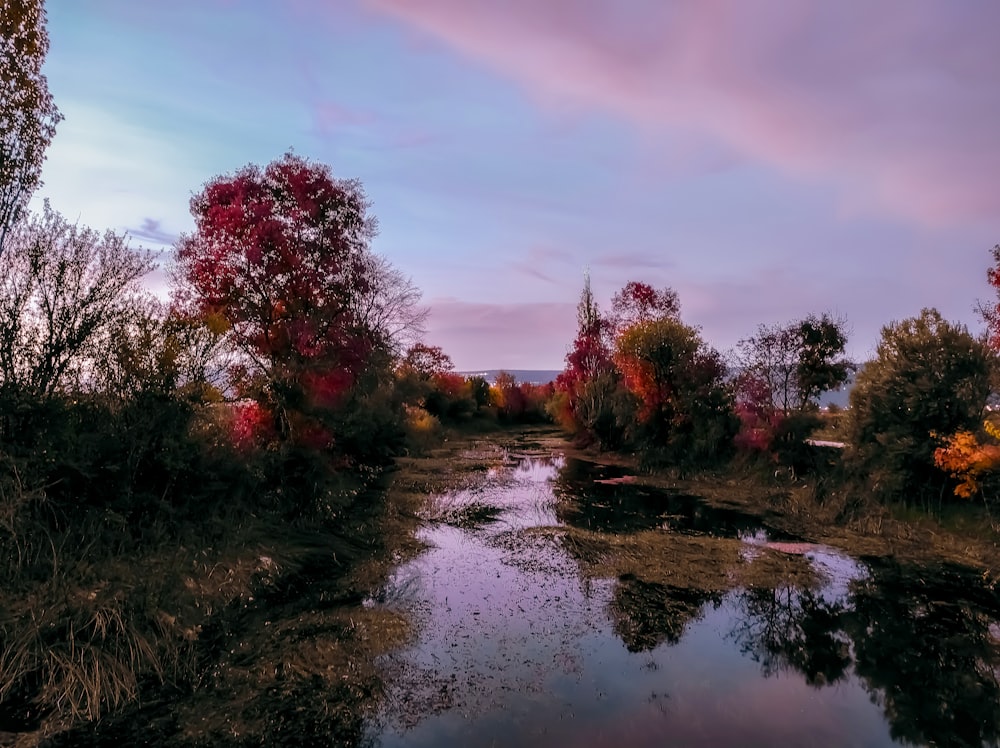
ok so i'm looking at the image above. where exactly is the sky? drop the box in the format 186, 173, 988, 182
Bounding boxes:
31, 0, 1000, 371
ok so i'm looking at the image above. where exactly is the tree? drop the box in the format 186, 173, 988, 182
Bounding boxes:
609, 280, 680, 335
173, 152, 382, 440
352, 252, 426, 356
735, 314, 851, 415
0, 0, 62, 254
400, 343, 454, 380
553, 272, 617, 442
563, 269, 611, 383
845, 308, 993, 506
796, 314, 852, 407
0, 203, 153, 398
615, 317, 736, 466
979, 244, 1000, 349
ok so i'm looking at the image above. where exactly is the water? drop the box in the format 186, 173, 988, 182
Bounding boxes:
366, 448, 1000, 748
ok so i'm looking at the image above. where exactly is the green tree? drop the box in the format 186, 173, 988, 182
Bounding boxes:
0, 0, 62, 253
615, 317, 736, 467
845, 308, 993, 506
736, 313, 852, 414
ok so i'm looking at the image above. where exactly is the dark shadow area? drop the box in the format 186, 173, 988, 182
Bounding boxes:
554, 457, 796, 539
730, 560, 1000, 748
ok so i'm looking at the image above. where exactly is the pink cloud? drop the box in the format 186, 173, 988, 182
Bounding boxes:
368, 0, 1000, 226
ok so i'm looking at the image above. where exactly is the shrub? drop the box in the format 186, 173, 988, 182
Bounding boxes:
845, 309, 993, 506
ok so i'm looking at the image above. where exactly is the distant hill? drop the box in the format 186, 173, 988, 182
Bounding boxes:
459, 369, 562, 385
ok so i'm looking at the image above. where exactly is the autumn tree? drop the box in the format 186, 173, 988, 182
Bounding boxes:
174, 152, 393, 447
552, 272, 619, 443
400, 343, 454, 380
0, 0, 62, 253
615, 317, 736, 467
609, 280, 680, 336
397, 343, 473, 420
562, 270, 611, 384
845, 309, 993, 506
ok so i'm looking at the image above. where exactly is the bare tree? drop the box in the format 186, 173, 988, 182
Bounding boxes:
352, 251, 427, 356
0, 203, 153, 397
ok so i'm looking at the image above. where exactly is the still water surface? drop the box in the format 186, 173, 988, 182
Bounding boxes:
366, 448, 1000, 748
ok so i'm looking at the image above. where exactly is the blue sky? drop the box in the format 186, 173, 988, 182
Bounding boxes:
32, 0, 1000, 370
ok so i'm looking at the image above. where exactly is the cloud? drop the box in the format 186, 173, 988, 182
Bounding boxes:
128, 218, 179, 247
368, 0, 1000, 226
423, 299, 575, 370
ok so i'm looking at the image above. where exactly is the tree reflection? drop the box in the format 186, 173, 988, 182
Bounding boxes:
732, 586, 850, 686
845, 562, 1000, 748
732, 561, 1000, 747
609, 576, 720, 653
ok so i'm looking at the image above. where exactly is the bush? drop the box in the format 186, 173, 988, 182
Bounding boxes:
845, 309, 993, 506
615, 318, 737, 468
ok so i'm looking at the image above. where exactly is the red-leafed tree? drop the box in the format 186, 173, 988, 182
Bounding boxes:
558, 271, 611, 389
553, 272, 618, 442
173, 152, 377, 442
609, 281, 680, 335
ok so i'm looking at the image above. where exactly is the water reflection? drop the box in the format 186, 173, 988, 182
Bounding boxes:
732, 586, 851, 686
847, 562, 1000, 748
554, 457, 794, 539
370, 450, 1000, 748
610, 576, 722, 652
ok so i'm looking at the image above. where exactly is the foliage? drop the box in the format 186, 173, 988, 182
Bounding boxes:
400, 342, 454, 380
0, 203, 153, 398
732, 372, 785, 455
173, 152, 418, 459
845, 308, 993, 506
796, 314, 852, 406
558, 271, 612, 390
554, 274, 616, 441
735, 314, 851, 415
0, 0, 62, 253
733, 314, 851, 471
174, 152, 374, 394
614, 318, 736, 467
608, 280, 680, 336
933, 426, 1000, 500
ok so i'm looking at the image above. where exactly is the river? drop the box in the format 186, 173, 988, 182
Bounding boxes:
364, 434, 1000, 748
